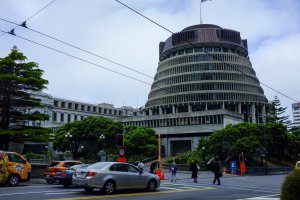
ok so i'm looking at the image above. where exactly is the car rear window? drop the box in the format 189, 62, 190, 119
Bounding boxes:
87, 162, 110, 169
297, 163, 300, 167
49, 162, 59, 167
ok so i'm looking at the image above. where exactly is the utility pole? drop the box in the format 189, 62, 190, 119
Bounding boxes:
264, 127, 268, 175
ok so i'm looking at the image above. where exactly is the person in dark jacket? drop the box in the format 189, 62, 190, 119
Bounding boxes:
189, 160, 199, 183
212, 158, 222, 185
149, 160, 157, 174
170, 161, 177, 182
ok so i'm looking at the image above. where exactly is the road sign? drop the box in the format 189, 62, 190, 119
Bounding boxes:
118, 148, 125, 156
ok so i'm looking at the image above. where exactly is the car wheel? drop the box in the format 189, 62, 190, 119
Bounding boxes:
46, 179, 54, 184
103, 181, 116, 194
7, 174, 20, 186
84, 187, 94, 192
147, 179, 157, 192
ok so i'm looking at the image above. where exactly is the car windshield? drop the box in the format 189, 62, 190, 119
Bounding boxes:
86, 162, 110, 170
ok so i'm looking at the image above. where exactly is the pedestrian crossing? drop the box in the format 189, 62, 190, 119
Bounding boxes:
160, 182, 215, 191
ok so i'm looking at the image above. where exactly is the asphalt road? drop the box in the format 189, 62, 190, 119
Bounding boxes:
0, 175, 284, 200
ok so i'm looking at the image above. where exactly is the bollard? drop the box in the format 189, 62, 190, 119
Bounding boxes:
223, 167, 227, 174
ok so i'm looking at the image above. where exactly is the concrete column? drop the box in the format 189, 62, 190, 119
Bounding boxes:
71, 114, 75, 122
238, 103, 242, 114
159, 107, 163, 115
205, 103, 208, 111
262, 104, 266, 122
172, 105, 176, 114
188, 104, 192, 112
222, 102, 225, 109
252, 104, 256, 123
149, 108, 153, 116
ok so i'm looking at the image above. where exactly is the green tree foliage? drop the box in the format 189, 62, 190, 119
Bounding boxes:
267, 96, 290, 125
0, 46, 49, 150
53, 116, 123, 159
124, 125, 157, 161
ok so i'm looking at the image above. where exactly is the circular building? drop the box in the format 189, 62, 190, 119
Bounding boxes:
123, 24, 268, 156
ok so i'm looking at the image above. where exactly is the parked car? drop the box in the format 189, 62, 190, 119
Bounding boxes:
54, 164, 90, 188
73, 162, 160, 194
44, 160, 82, 184
0, 151, 31, 186
295, 161, 300, 171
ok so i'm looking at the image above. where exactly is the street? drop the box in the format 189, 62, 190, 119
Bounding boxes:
0, 174, 284, 200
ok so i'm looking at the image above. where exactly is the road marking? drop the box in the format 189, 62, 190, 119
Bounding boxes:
239, 193, 280, 200
46, 187, 216, 200
0, 189, 83, 197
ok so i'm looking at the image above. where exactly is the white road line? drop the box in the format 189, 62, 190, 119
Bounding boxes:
239, 193, 280, 200
45, 191, 80, 195
159, 186, 183, 191
0, 189, 83, 197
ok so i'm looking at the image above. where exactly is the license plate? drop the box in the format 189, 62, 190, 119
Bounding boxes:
77, 172, 86, 178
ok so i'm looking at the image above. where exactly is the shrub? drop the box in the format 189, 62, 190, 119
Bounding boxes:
281, 170, 300, 200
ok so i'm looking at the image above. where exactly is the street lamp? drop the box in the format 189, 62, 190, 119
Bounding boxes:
65, 132, 73, 151
98, 134, 106, 161
202, 147, 206, 161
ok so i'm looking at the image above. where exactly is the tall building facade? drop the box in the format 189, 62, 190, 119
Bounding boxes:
292, 102, 300, 128
122, 24, 268, 156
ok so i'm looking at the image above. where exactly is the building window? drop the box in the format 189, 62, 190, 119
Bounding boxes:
68, 103, 72, 109
75, 104, 78, 110
87, 106, 90, 111
81, 105, 85, 111
74, 115, 77, 121
54, 100, 58, 107
61, 101, 65, 108
68, 114, 71, 122
53, 112, 57, 121
61, 113, 64, 122
99, 108, 102, 113
93, 107, 96, 112
104, 109, 107, 114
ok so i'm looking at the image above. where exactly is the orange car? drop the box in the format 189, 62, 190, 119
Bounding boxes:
44, 160, 82, 184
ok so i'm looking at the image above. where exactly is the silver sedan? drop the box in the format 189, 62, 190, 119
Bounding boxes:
73, 162, 160, 194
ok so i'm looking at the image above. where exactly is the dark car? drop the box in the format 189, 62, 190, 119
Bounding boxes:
54, 164, 90, 187
44, 160, 82, 184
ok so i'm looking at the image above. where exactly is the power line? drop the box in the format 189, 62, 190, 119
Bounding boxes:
114, 0, 299, 103
0, 17, 153, 79
0, 29, 151, 86
0, 0, 57, 37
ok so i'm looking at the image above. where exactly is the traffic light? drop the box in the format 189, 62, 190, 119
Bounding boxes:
116, 134, 124, 147
161, 145, 166, 156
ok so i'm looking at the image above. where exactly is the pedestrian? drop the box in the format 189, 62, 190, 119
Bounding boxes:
149, 160, 157, 174
212, 158, 222, 185
137, 160, 144, 171
170, 161, 177, 182
189, 160, 199, 183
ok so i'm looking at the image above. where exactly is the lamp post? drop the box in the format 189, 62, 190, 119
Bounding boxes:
98, 134, 106, 161
65, 132, 73, 151
202, 146, 206, 161
99, 134, 105, 148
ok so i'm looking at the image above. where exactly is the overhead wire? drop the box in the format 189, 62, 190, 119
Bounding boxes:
0, 17, 153, 79
0, 29, 152, 86
0, 0, 57, 37
114, 0, 299, 103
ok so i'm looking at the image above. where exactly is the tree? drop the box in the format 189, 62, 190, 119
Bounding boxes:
0, 46, 49, 150
267, 96, 290, 125
53, 116, 123, 159
124, 125, 157, 160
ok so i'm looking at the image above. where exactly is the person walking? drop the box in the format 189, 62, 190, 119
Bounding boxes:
212, 158, 222, 185
170, 161, 177, 182
189, 160, 199, 183
149, 160, 157, 174
137, 160, 144, 171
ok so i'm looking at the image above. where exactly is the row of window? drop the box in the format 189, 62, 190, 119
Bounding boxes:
151, 72, 259, 89
124, 115, 224, 128
148, 82, 264, 99
158, 53, 250, 70
146, 93, 267, 107
160, 46, 248, 62
52, 112, 86, 123
54, 100, 122, 116
155, 63, 255, 79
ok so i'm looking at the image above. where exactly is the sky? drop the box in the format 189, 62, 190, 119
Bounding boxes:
0, 0, 300, 121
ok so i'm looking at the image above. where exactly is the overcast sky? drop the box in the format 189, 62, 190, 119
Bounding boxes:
1, 0, 300, 120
